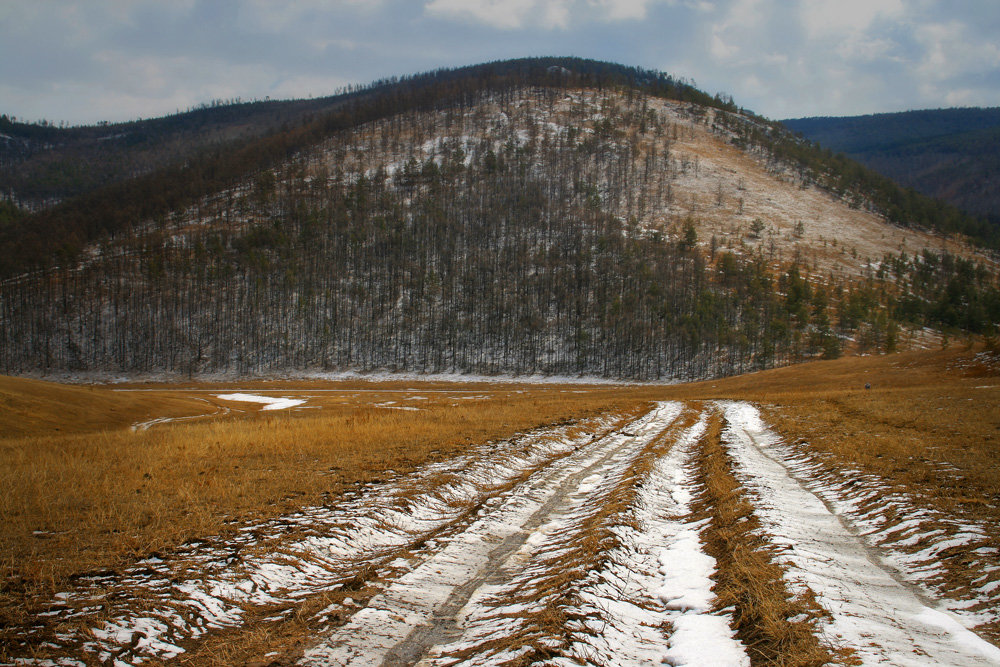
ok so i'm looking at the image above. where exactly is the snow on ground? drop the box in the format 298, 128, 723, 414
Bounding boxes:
22, 402, 753, 667
402, 406, 747, 667
43, 368, 653, 385
762, 436, 1000, 635
214, 392, 307, 410
130, 398, 230, 431
302, 403, 686, 666
17, 414, 617, 665
565, 413, 748, 667
18, 399, 1000, 665
720, 401, 1000, 666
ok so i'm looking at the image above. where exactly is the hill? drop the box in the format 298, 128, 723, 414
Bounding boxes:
1, 58, 998, 381
783, 107, 1000, 223
0, 85, 399, 209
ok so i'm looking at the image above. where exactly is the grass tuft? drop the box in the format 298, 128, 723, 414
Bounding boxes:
691, 411, 846, 666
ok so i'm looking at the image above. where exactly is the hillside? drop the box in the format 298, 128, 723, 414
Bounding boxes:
1, 59, 999, 381
783, 107, 1000, 223
0, 85, 397, 210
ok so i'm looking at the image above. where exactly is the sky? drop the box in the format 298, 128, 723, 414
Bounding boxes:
2, 0, 999, 126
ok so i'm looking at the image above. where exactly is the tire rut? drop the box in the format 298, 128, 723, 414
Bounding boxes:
300, 403, 683, 666
719, 400, 1000, 666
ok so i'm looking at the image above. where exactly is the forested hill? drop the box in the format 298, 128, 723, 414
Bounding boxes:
3, 58, 996, 283
1, 59, 998, 380
0, 95, 353, 209
783, 108, 1000, 224
0, 58, 725, 213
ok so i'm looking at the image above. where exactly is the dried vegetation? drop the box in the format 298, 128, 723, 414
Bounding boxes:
665, 344, 1000, 641
2, 345, 998, 663
690, 411, 840, 666
0, 377, 662, 630
663, 345, 1000, 516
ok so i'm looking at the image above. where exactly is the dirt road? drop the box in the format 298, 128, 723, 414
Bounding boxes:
10, 402, 1000, 666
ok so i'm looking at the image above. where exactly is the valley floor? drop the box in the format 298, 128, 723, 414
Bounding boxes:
3, 348, 1000, 665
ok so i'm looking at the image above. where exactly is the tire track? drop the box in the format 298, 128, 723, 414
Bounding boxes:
299, 403, 684, 666
417, 405, 748, 667
11, 412, 622, 665
719, 401, 1000, 666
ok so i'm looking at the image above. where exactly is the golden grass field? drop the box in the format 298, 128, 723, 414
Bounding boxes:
1, 346, 998, 663
0, 379, 664, 593
662, 345, 1000, 523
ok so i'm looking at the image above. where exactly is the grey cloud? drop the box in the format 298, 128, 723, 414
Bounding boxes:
1, 0, 998, 125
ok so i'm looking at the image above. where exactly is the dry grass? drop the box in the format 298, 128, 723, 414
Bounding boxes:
0, 376, 665, 635
691, 411, 843, 666
148, 586, 380, 667
0, 375, 215, 437
668, 346, 1000, 641
662, 346, 1000, 515
4, 346, 999, 662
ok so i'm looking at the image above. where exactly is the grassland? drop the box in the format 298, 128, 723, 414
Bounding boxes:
662, 344, 1000, 641
660, 345, 1000, 523
0, 379, 664, 600
2, 346, 998, 663
4, 348, 997, 590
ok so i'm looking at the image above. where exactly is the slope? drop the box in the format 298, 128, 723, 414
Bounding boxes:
783, 107, 1000, 223
1, 60, 998, 380
3, 58, 995, 282
0, 78, 422, 210
0, 374, 216, 437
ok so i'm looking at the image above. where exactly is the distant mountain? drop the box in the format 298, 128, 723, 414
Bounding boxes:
1, 59, 998, 380
0, 87, 395, 209
783, 108, 1000, 223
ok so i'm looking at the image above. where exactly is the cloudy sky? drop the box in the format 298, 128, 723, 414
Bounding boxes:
2, 0, 999, 126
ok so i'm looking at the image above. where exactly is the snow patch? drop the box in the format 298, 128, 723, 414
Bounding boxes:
215, 393, 306, 410
720, 401, 1000, 666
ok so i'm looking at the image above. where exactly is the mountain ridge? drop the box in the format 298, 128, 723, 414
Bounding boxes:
783, 107, 1000, 224
1, 59, 998, 380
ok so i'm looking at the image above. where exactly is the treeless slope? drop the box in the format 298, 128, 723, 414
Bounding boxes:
641, 100, 988, 277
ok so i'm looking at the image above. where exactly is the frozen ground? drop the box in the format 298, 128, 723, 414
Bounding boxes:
721, 402, 1000, 666
11, 402, 1000, 666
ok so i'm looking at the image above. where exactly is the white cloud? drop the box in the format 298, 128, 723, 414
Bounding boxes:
705, 0, 776, 66
668, 0, 715, 11
243, 0, 383, 31
836, 34, 899, 62
590, 0, 651, 20
424, 0, 676, 29
800, 0, 903, 38
425, 0, 564, 29
709, 31, 736, 60
4, 0, 1000, 124
915, 19, 1000, 80
942, 88, 981, 108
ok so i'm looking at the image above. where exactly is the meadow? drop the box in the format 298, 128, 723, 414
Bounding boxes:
2, 346, 998, 664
